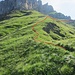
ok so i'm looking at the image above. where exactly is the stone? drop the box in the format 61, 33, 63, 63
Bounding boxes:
0, 0, 71, 20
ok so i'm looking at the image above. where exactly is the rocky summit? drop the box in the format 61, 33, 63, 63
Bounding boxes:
0, 0, 71, 20
0, 0, 53, 14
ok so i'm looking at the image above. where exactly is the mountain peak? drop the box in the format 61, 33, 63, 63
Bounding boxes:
0, 0, 71, 20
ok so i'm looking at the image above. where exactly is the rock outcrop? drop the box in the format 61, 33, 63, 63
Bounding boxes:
0, 0, 71, 20
0, 0, 54, 15
0, 0, 16, 14
41, 3, 54, 14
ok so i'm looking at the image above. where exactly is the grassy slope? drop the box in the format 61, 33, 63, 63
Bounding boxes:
0, 10, 75, 75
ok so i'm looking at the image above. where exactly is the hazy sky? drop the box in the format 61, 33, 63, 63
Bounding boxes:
42, 0, 75, 19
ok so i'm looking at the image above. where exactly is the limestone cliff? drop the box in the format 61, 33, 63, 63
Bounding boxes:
0, 0, 71, 20
41, 3, 54, 14
0, 0, 16, 14
0, 0, 54, 14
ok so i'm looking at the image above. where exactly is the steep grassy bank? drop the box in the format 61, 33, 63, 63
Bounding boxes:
0, 10, 75, 75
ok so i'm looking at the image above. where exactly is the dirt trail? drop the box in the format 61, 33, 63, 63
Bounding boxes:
32, 16, 66, 50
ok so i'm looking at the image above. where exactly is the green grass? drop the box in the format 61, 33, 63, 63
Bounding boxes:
0, 39, 75, 75
0, 10, 75, 75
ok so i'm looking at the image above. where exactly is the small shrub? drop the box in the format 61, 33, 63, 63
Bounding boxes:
60, 65, 74, 75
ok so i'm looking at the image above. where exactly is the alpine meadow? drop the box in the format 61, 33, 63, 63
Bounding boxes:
0, 0, 75, 75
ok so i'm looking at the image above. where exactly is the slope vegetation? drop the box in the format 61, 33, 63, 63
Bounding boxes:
0, 10, 75, 75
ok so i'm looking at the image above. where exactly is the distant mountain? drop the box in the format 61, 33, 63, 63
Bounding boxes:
0, 0, 71, 20
49, 11, 71, 20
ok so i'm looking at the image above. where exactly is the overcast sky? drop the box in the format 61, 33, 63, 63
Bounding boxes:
42, 0, 75, 19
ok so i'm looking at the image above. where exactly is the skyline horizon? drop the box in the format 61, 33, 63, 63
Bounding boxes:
0, 0, 75, 20
42, 0, 75, 20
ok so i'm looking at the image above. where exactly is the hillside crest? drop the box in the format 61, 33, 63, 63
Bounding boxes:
0, 0, 71, 20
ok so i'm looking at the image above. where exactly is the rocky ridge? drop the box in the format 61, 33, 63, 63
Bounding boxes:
0, 0, 71, 20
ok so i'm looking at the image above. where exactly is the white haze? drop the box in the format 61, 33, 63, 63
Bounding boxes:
42, 0, 75, 20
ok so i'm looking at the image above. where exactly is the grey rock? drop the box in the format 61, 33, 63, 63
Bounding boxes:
0, 0, 54, 15
0, 0, 71, 20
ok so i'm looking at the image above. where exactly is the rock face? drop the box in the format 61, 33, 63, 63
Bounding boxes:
0, 0, 16, 14
15, 0, 38, 10
0, 0, 54, 15
41, 3, 54, 14
0, 0, 34, 14
0, 0, 71, 20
